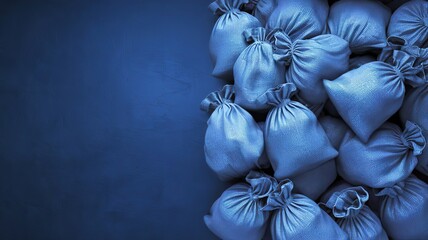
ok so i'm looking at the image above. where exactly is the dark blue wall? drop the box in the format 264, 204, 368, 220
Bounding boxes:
0, 1, 228, 239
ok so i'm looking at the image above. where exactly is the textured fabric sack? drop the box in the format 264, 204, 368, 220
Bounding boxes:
209, 0, 261, 79
263, 83, 337, 179
283, 34, 351, 105
321, 186, 388, 240
204, 171, 276, 240
201, 85, 264, 180
291, 160, 337, 201
388, 0, 428, 47
337, 121, 426, 188
400, 83, 428, 175
376, 175, 428, 240
349, 55, 376, 70
324, 50, 426, 142
262, 180, 348, 240
319, 115, 350, 150
233, 27, 287, 111
266, 0, 329, 41
246, 0, 277, 25
327, 0, 391, 53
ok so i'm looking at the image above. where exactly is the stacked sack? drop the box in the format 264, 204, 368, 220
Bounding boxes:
202, 0, 428, 239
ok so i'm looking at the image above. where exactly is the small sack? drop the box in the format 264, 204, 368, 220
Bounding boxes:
233, 27, 287, 111
388, 0, 428, 47
321, 186, 388, 240
337, 121, 426, 188
324, 50, 425, 142
284, 34, 351, 105
262, 180, 348, 240
204, 171, 276, 240
349, 55, 376, 70
201, 85, 264, 181
319, 115, 350, 150
376, 175, 428, 240
246, 0, 277, 25
291, 160, 337, 201
266, 0, 329, 41
209, 0, 261, 79
327, 0, 391, 53
400, 83, 428, 175
263, 83, 337, 179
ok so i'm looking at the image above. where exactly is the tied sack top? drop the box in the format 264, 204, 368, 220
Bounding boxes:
209, 0, 261, 79
262, 180, 348, 240
324, 49, 426, 143
201, 85, 264, 181
263, 83, 337, 179
204, 171, 277, 240
321, 186, 388, 240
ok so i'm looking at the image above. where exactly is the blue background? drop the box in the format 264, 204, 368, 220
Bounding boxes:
0, 1, 228, 239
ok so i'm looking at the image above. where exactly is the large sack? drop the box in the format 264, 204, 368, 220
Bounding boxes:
201, 85, 264, 180
209, 0, 261, 79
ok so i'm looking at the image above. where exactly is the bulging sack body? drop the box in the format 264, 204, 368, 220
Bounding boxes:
400, 83, 428, 175
376, 175, 428, 240
337, 121, 426, 188
388, 0, 428, 47
234, 27, 287, 111
321, 186, 388, 240
204, 171, 276, 240
263, 180, 348, 240
291, 160, 337, 201
209, 0, 261, 79
201, 85, 264, 181
284, 34, 351, 105
327, 0, 391, 53
264, 83, 337, 179
324, 50, 425, 142
267, 0, 329, 41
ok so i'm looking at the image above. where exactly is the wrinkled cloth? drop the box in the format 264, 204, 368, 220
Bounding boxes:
262, 180, 348, 240
388, 0, 428, 47
327, 0, 391, 53
349, 55, 376, 70
234, 27, 287, 111
291, 160, 337, 201
337, 121, 426, 188
201, 85, 264, 180
283, 34, 351, 105
209, 0, 261, 79
204, 171, 276, 240
319, 115, 350, 150
264, 83, 337, 179
321, 186, 388, 240
400, 83, 428, 175
246, 0, 277, 25
324, 50, 425, 142
267, 0, 329, 41
376, 175, 428, 240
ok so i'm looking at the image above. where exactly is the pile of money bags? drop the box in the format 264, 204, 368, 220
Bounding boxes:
201, 0, 428, 239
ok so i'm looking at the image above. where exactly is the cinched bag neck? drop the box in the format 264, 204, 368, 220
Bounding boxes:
209, 0, 249, 16
271, 29, 293, 65
376, 180, 406, 198
322, 186, 369, 218
261, 179, 294, 211
390, 50, 425, 87
246, 171, 277, 200
400, 121, 426, 156
262, 83, 297, 107
200, 85, 234, 112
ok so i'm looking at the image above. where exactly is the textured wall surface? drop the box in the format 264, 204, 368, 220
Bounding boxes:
0, 1, 228, 239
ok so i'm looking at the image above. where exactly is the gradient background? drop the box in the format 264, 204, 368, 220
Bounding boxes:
0, 0, 229, 239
